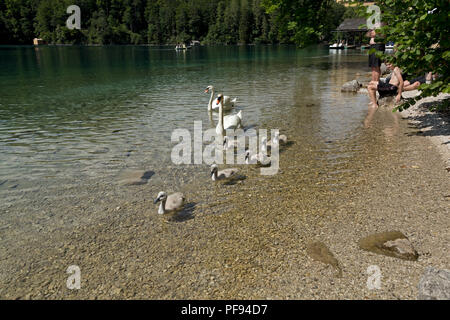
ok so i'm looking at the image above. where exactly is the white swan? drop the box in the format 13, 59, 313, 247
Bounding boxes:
210, 164, 239, 181
261, 133, 287, 153
261, 137, 270, 154
153, 191, 185, 214
204, 85, 237, 111
245, 150, 271, 166
273, 132, 287, 145
216, 94, 243, 137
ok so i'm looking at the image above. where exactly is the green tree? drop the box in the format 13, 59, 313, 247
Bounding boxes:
239, 0, 252, 43
0, 0, 351, 46
262, 0, 352, 46
377, 0, 449, 110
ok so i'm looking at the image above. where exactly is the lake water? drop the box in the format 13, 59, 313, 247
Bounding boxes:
0, 45, 371, 239
3, 45, 450, 300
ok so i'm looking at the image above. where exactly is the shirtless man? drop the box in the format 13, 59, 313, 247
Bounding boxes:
367, 62, 404, 108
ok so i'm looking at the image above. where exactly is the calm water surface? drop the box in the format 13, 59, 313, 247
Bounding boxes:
0, 45, 370, 226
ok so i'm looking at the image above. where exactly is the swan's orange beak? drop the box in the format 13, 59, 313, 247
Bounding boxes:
204, 89, 209, 93
216, 98, 220, 105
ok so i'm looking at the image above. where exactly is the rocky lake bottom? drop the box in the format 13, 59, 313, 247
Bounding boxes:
1, 104, 448, 299
0, 46, 448, 299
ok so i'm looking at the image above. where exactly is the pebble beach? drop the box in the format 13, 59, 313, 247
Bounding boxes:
1, 95, 448, 300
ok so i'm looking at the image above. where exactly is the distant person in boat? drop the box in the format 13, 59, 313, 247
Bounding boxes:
366, 29, 385, 82
367, 62, 404, 108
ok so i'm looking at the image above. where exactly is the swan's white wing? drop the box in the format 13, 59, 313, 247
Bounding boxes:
218, 168, 238, 179
212, 99, 233, 111
223, 96, 236, 109
166, 193, 185, 211
223, 111, 242, 129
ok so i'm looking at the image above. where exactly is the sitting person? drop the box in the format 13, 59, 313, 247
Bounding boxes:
367, 62, 404, 107
403, 72, 433, 91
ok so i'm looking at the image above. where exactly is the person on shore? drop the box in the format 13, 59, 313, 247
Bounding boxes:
382, 71, 434, 92
367, 62, 404, 108
402, 72, 434, 91
366, 29, 385, 82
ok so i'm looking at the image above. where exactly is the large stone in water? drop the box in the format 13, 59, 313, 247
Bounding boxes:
358, 231, 419, 261
306, 241, 342, 277
418, 267, 450, 300
378, 90, 421, 107
118, 170, 154, 186
402, 90, 421, 99
341, 80, 361, 93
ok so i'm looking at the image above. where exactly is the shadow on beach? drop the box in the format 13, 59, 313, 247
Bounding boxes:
168, 202, 197, 222
403, 97, 450, 139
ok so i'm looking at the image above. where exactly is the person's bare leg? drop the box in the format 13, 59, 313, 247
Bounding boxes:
367, 81, 378, 104
367, 84, 379, 107
371, 66, 381, 82
364, 103, 378, 128
403, 81, 420, 91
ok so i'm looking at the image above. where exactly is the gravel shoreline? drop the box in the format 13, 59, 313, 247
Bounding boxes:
400, 92, 450, 169
1, 94, 449, 300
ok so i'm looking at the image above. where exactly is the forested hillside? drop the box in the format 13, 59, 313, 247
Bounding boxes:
0, 0, 355, 45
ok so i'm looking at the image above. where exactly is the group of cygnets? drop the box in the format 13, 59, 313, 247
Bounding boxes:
153, 85, 288, 215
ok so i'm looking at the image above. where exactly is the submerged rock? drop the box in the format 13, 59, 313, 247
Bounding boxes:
418, 267, 450, 300
90, 147, 110, 154
378, 95, 396, 107
358, 231, 419, 261
341, 80, 361, 93
306, 242, 342, 277
118, 170, 155, 186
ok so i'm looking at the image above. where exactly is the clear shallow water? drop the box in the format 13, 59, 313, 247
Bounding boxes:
0, 45, 369, 211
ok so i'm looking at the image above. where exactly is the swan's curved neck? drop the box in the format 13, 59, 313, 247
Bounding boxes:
218, 99, 224, 126
211, 171, 217, 181
208, 87, 215, 111
273, 134, 279, 145
216, 98, 224, 137
158, 199, 166, 214
261, 140, 267, 153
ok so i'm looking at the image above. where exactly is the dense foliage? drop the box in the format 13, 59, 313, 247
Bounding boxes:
0, 0, 353, 45
377, 0, 449, 110
261, 0, 353, 47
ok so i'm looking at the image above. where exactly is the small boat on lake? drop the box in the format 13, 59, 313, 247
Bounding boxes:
329, 42, 345, 49
175, 43, 191, 51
